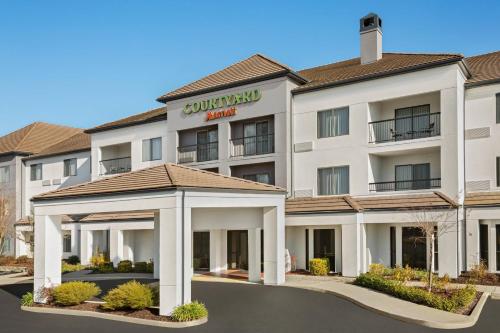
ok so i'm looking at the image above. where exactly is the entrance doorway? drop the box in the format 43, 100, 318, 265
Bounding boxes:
193, 232, 210, 271
313, 229, 335, 272
402, 227, 426, 269
227, 230, 248, 270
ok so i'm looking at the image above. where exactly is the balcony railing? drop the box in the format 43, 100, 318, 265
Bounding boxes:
177, 142, 218, 164
230, 134, 275, 157
369, 178, 441, 192
369, 113, 440, 143
99, 157, 131, 176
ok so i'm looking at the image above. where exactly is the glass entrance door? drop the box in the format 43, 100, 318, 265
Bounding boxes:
193, 232, 210, 271
402, 227, 426, 269
227, 230, 248, 270
313, 229, 335, 272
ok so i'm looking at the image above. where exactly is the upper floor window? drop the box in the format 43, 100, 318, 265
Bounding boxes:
496, 93, 500, 124
0, 166, 10, 183
243, 172, 272, 185
318, 166, 349, 195
63, 158, 77, 177
317, 107, 349, 138
142, 137, 162, 161
30, 164, 42, 181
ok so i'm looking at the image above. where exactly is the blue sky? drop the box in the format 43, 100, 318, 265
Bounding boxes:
0, 0, 498, 136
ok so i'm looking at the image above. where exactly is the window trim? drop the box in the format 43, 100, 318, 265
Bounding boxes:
63, 158, 77, 177
496, 157, 500, 187
317, 165, 350, 196
496, 93, 500, 124
317, 106, 350, 139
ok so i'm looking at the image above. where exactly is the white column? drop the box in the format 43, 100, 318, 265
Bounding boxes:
209, 229, 226, 273
438, 219, 459, 278
15, 230, 27, 257
489, 222, 496, 273
158, 206, 191, 316
248, 228, 261, 282
263, 206, 285, 285
154, 212, 160, 279
466, 219, 480, 270
335, 227, 342, 273
395, 226, 403, 266
308, 228, 314, 265
80, 229, 93, 265
33, 215, 62, 303
341, 222, 360, 277
109, 229, 124, 267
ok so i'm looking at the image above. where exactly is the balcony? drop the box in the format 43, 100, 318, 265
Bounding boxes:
369, 178, 441, 192
178, 142, 218, 164
230, 134, 274, 157
369, 113, 440, 144
99, 157, 131, 176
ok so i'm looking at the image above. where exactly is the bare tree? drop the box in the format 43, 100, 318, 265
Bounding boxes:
0, 194, 12, 256
410, 206, 457, 291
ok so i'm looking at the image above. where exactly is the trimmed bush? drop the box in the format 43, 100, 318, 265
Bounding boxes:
171, 301, 208, 322
62, 262, 85, 273
393, 265, 414, 283
102, 280, 153, 310
66, 255, 80, 265
309, 258, 329, 276
90, 253, 106, 267
21, 292, 34, 306
368, 263, 387, 276
354, 273, 477, 312
133, 261, 147, 273
117, 260, 133, 273
146, 262, 154, 273
93, 262, 114, 273
52, 281, 101, 306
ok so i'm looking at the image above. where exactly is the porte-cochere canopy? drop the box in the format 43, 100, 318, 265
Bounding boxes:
32, 163, 286, 315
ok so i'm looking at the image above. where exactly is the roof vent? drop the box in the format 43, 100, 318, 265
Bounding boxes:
359, 13, 383, 64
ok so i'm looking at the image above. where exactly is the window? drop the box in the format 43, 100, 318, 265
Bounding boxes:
479, 224, 489, 268
496, 93, 500, 124
30, 164, 42, 181
63, 158, 77, 177
243, 120, 273, 155
2, 237, 11, 253
0, 166, 9, 183
142, 137, 162, 161
318, 166, 349, 195
390, 227, 396, 268
196, 129, 218, 162
243, 173, 271, 185
433, 226, 439, 272
497, 157, 500, 187
317, 107, 349, 138
63, 231, 71, 253
395, 163, 431, 190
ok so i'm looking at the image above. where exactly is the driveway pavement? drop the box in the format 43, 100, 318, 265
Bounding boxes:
1, 278, 499, 333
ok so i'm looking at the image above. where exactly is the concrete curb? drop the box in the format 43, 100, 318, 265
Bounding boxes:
284, 284, 489, 329
21, 306, 208, 328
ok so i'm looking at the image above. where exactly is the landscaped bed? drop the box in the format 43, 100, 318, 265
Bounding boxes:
21, 280, 208, 327
354, 264, 481, 315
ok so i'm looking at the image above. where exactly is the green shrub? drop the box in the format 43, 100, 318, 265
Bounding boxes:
66, 255, 80, 265
368, 263, 388, 276
146, 262, 154, 273
90, 253, 106, 267
93, 262, 114, 273
150, 285, 159, 306
393, 265, 414, 283
117, 260, 133, 273
62, 262, 85, 274
171, 301, 208, 322
52, 281, 101, 306
21, 292, 34, 306
354, 273, 477, 312
309, 258, 329, 276
102, 280, 153, 310
133, 261, 147, 273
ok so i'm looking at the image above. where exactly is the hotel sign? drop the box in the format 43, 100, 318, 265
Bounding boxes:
183, 89, 261, 121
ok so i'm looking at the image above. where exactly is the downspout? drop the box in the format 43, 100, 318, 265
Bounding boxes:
181, 189, 185, 303
462, 84, 467, 273
289, 91, 294, 198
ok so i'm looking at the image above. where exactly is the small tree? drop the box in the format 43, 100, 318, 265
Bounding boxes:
0, 194, 12, 256
410, 206, 456, 292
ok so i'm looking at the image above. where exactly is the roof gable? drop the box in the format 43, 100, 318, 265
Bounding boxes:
156, 54, 307, 102
465, 51, 500, 87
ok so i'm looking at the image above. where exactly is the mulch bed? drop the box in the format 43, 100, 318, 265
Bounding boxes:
453, 272, 500, 286
33, 302, 174, 322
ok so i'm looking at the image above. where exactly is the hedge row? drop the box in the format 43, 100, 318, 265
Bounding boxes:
354, 273, 476, 312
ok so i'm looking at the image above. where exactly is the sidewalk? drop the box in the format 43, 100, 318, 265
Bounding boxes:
0, 272, 32, 286
284, 275, 490, 329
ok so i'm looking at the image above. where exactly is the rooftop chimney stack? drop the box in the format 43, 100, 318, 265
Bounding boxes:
360, 13, 382, 64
